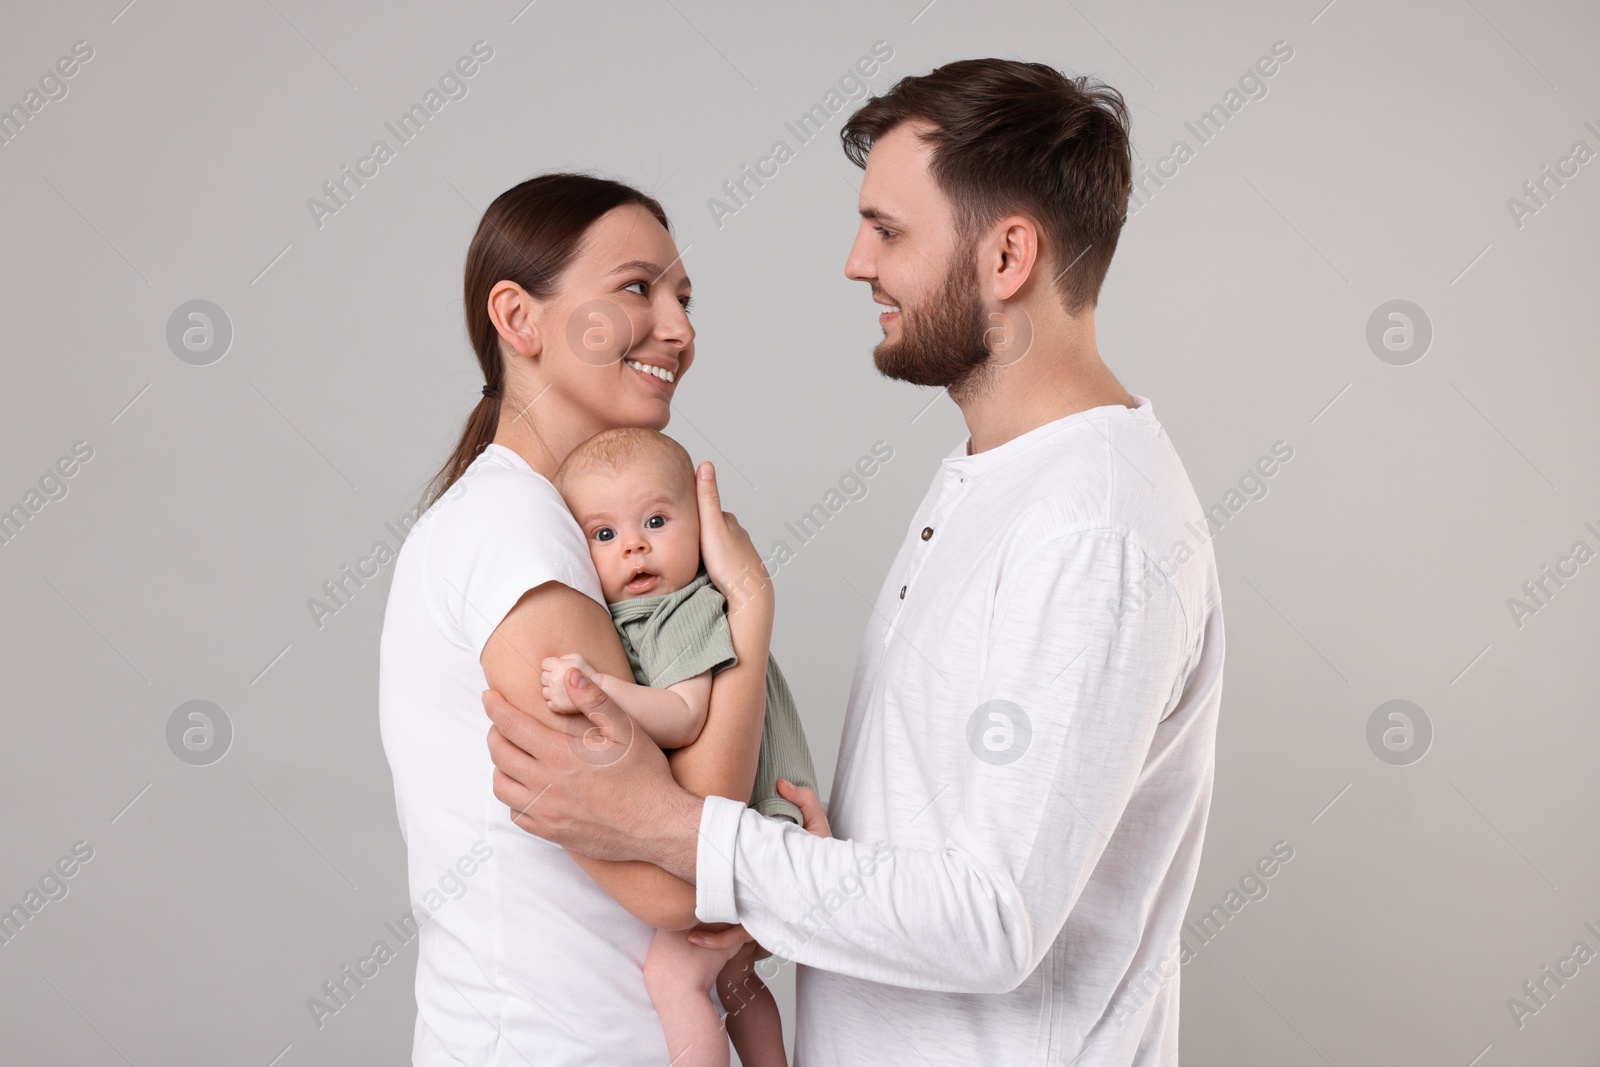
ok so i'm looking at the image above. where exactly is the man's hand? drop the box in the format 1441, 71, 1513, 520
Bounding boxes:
777, 778, 832, 838
539, 654, 599, 713
484, 668, 702, 879
689, 920, 756, 954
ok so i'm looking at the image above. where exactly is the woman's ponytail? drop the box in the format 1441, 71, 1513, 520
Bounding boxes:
422, 392, 500, 508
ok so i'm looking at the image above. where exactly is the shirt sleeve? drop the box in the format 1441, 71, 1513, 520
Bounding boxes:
695, 528, 1191, 994
638, 581, 738, 689
426, 466, 605, 657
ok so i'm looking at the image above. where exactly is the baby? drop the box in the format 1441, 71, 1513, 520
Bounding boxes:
542, 426, 819, 1067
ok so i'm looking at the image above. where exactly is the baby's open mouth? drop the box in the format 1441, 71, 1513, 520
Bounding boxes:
624, 567, 659, 593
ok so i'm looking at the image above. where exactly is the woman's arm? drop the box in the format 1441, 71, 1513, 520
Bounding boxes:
484, 579, 704, 930
667, 461, 774, 801
665, 591, 770, 797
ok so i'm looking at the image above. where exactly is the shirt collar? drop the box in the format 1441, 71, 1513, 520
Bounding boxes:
942, 395, 1155, 478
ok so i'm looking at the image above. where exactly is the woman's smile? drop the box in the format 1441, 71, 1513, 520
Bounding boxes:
624, 356, 679, 398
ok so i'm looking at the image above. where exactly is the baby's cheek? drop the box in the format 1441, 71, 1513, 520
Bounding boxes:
674, 528, 704, 568
666, 546, 702, 586
671, 539, 702, 571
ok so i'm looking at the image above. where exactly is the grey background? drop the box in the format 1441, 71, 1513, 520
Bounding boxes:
2, 0, 1597, 1063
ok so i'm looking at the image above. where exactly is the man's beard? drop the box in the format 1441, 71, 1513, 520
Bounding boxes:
872, 243, 993, 399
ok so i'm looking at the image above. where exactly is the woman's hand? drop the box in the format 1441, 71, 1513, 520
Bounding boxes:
695, 461, 772, 617
777, 779, 832, 838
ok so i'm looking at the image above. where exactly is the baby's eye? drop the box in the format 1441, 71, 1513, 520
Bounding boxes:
594, 527, 615, 542
645, 515, 667, 530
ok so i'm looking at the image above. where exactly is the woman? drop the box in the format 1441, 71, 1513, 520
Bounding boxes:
378, 173, 773, 1065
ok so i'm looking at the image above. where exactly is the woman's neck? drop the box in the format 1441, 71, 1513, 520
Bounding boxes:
493, 411, 571, 482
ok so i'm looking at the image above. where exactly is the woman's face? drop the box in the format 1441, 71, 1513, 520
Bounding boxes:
533, 203, 695, 435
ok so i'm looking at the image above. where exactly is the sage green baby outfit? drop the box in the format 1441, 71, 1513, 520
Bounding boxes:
607, 572, 817, 824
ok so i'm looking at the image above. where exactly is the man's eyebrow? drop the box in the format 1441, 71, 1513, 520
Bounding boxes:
609, 260, 693, 288
859, 205, 905, 228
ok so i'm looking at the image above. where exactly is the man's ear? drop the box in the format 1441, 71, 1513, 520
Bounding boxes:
487, 280, 544, 360
990, 214, 1041, 303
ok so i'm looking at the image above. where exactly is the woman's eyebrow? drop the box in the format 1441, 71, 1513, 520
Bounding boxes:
609, 259, 660, 277
609, 260, 693, 289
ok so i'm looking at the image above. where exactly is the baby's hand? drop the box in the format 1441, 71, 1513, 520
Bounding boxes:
540, 654, 597, 713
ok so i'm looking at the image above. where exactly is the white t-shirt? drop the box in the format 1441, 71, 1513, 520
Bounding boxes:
379, 443, 668, 1066
696, 398, 1225, 1065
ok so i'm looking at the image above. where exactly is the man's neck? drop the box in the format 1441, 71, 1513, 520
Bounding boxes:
956, 332, 1137, 455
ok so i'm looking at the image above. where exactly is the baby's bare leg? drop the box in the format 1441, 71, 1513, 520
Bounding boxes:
717, 942, 787, 1067
645, 926, 742, 1067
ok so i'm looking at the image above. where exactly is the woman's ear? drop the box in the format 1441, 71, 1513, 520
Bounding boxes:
487, 280, 544, 360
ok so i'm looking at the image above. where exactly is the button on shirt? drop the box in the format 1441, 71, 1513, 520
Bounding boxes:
696, 398, 1225, 1066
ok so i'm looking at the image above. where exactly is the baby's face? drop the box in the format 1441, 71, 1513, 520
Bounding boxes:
563, 458, 702, 603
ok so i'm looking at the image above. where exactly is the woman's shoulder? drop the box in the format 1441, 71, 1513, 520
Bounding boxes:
427, 445, 575, 533
408, 445, 604, 632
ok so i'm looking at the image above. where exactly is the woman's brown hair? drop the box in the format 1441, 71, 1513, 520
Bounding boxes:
422, 173, 670, 507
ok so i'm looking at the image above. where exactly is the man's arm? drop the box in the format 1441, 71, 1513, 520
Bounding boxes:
693, 529, 1197, 992
488, 529, 1198, 991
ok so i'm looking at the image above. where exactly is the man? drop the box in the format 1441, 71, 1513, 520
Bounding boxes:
486, 58, 1224, 1065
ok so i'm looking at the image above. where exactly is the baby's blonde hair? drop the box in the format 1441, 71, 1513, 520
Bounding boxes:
553, 427, 696, 500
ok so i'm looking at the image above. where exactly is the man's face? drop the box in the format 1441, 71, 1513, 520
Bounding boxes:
561, 456, 702, 603
844, 122, 992, 395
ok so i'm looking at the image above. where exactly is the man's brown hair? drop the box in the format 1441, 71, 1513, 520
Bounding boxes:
841, 58, 1132, 315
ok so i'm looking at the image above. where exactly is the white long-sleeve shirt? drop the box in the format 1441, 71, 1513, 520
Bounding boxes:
696, 397, 1225, 1066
